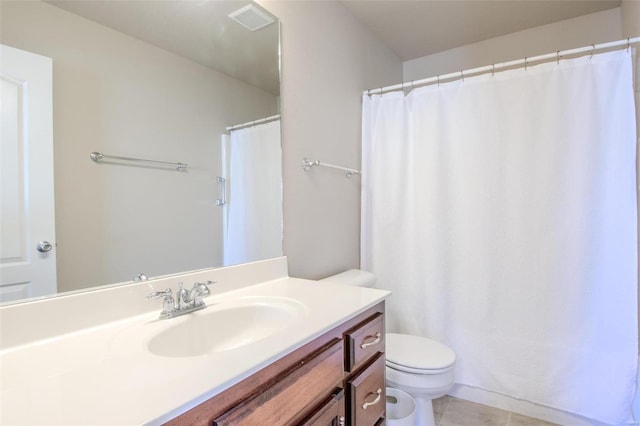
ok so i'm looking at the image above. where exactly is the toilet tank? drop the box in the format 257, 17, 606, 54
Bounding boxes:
320, 269, 377, 287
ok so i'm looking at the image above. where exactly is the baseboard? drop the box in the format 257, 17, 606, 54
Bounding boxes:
448, 384, 628, 426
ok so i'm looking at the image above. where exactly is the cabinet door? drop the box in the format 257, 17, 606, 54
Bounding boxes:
299, 388, 345, 426
345, 313, 384, 372
213, 338, 344, 426
348, 353, 385, 426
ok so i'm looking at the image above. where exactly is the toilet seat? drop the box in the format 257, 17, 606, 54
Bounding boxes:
386, 333, 455, 374
386, 360, 454, 375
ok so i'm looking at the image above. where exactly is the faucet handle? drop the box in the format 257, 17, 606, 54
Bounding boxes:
194, 281, 213, 296
147, 289, 175, 318
193, 280, 214, 290
190, 281, 213, 305
147, 288, 172, 299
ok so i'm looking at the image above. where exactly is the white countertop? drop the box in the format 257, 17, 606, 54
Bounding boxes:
0, 276, 389, 425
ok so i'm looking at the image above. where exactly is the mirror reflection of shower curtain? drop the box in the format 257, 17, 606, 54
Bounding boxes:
222, 120, 282, 265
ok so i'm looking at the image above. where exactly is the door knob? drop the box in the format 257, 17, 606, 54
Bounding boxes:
37, 241, 53, 253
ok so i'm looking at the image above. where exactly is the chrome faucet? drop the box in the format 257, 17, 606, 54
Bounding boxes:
189, 280, 212, 305
147, 289, 175, 318
176, 284, 190, 311
147, 281, 214, 319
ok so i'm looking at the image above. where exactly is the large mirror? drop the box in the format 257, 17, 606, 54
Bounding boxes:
0, 0, 282, 304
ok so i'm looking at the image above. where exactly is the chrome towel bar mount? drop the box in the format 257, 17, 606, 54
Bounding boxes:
301, 158, 360, 178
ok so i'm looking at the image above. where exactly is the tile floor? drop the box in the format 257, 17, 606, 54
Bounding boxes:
433, 396, 560, 426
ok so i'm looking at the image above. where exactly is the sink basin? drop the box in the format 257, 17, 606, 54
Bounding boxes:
147, 297, 306, 358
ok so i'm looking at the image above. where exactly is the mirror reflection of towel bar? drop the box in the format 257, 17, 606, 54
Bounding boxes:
90, 152, 188, 171
215, 176, 226, 206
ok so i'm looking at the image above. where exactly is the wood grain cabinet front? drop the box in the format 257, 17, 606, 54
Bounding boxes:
213, 338, 344, 425
347, 354, 386, 426
345, 313, 384, 372
299, 388, 346, 426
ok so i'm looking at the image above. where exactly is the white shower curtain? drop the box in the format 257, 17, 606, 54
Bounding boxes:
223, 120, 282, 265
361, 50, 638, 424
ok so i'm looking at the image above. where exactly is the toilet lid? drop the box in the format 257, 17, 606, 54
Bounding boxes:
386, 333, 455, 371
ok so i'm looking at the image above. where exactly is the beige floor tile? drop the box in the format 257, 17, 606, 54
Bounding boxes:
433, 395, 452, 425
508, 412, 560, 426
439, 398, 510, 426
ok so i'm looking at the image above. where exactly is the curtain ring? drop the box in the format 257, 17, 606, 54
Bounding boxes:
556, 50, 561, 65
590, 44, 595, 60
367, 88, 371, 96
437, 75, 440, 88
492, 64, 495, 77
460, 70, 464, 82
627, 38, 631, 52
524, 57, 528, 71
410, 80, 415, 91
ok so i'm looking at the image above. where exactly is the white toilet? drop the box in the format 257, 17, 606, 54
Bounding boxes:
385, 333, 455, 426
320, 270, 456, 426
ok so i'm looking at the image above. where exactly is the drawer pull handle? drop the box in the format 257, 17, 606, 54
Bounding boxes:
360, 332, 381, 349
362, 388, 382, 410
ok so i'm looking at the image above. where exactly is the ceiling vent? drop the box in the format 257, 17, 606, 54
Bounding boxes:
228, 4, 275, 32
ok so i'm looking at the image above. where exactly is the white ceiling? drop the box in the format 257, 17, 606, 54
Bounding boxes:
341, 0, 622, 61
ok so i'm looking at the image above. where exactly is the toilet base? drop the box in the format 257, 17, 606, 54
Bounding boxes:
386, 372, 452, 426
413, 395, 435, 426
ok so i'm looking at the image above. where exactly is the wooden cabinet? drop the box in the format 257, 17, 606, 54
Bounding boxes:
299, 388, 345, 426
344, 312, 386, 426
213, 338, 344, 425
165, 302, 385, 426
345, 313, 384, 372
347, 354, 385, 426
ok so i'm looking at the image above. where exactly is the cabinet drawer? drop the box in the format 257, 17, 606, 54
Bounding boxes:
345, 313, 384, 372
348, 353, 385, 426
213, 338, 344, 426
299, 388, 345, 426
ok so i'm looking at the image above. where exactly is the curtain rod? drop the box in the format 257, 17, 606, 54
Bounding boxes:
226, 114, 280, 133
365, 37, 640, 96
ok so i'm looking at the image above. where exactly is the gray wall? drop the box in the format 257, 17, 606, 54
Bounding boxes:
259, 1, 403, 279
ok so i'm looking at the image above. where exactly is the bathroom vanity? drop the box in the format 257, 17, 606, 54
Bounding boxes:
0, 258, 390, 425
167, 303, 386, 426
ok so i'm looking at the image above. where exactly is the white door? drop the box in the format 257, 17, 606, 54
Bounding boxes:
0, 44, 57, 303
